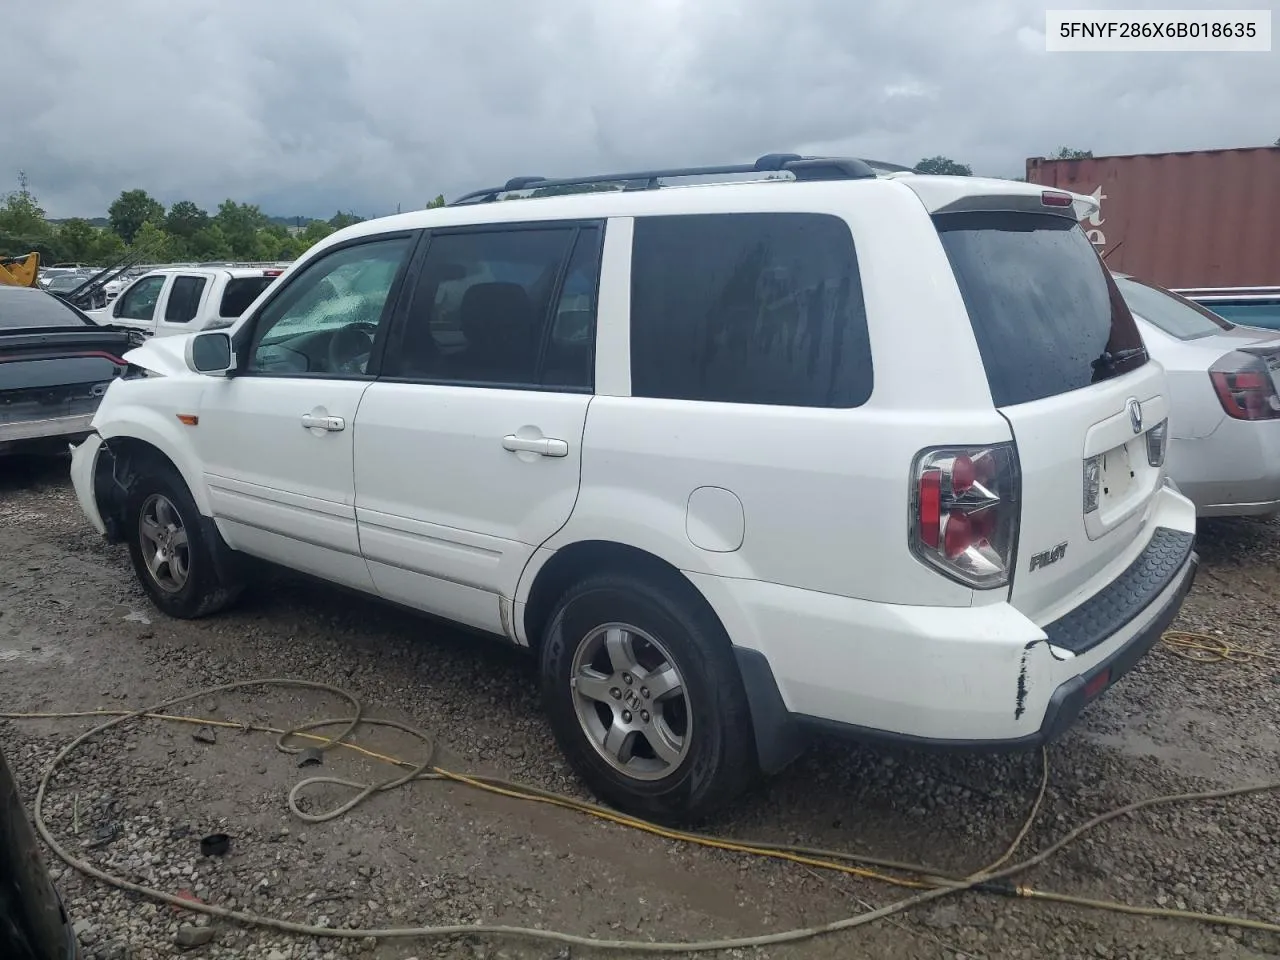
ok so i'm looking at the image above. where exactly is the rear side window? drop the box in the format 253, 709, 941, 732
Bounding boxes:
220, 277, 275, 317
936, 212, 1147, 407
1114, 277, 1233, 340
630, 213, 872, 408
164, 276, 207, 324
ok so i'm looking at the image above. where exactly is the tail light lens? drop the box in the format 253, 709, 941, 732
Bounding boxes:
1145, 418, 1168, 467
910, 444, 1020, 589
1209, 352, 1280, 420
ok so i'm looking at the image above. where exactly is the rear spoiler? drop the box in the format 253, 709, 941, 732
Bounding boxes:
901, 176, 1099, 222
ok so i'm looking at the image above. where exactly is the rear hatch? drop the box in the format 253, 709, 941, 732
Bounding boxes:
934, 208, 1168, 623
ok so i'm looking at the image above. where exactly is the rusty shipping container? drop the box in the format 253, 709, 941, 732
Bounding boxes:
1025, 147, 1280, 290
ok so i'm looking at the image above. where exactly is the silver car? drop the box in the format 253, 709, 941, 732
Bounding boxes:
1115, 273, 1280, 517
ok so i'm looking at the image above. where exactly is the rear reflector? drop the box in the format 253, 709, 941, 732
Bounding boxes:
1083, 669, 1111, 699
1041, 191, 1074, 207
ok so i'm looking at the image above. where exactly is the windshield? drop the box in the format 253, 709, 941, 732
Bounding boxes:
46, 274, 87, 292
0, 287, 93, 328
1114, 276, 1233, 340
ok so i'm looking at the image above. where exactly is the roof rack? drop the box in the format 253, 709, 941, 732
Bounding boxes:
447, 153, 880, 206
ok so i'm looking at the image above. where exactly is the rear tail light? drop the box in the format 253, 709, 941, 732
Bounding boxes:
1209, 352, 1280, 420
910, 444, 1020, 589
263, 269, 284, 277
1083, 455, 1102, 514
1145, 418, 1168, 467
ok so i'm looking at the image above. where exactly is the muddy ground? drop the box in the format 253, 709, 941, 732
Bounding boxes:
1, 455, 1277, 960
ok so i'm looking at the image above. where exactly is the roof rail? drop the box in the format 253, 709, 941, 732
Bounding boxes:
448, 153, 879, 206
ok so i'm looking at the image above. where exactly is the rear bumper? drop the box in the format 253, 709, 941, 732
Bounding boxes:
1167, 421, 1280, 517
694, 485, 1199, 772
792, 544, 1198, 752
0, 413, 95, 445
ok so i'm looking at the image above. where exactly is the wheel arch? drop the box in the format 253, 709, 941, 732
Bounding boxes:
519, 539, 805, 776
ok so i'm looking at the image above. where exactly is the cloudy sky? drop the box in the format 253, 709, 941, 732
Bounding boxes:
4, 0, 1276, 219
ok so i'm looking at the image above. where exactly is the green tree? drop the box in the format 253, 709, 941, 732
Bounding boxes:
425, 194, 446, 209
56, 218, 99, 262
189, 224, 232, 260
213, 200, 269, 258
87, 229, 127, 266
108, 189, 165, 244
165, 200, 210, 240
1050, 147, 1093, 160
299, 219, 335, 246
914, 156, 973, 176
328, 210, 364, 229
0, 171, 58, 257
131, 220, 176, 262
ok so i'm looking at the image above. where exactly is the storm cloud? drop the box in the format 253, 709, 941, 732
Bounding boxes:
4, 0, 1275, 218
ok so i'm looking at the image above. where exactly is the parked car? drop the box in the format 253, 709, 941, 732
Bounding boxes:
68, 154, 1198, 821
0, 743, 80, 959
42, 273, 107, 311
1115, 274, 1280, 517
0, 286, 141, 456
88, 267, 283, 338
1174, 286, 1280, 331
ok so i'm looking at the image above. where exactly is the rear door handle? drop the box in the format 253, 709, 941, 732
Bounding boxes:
502, 434, 568, 458
301, 414, 345, 432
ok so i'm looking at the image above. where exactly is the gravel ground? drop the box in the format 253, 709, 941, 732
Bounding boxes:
1, 454, 1277, 960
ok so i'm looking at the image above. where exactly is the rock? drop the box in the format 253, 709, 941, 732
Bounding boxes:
503, 745, 525, 760
923, 904, 960, 930
73, 918, 98, 944
175, 924, 217, 948
266, 950, 288, 960
191, 726, 217, 745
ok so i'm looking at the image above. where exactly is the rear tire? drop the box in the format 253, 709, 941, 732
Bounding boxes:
124, 465, 242, 619
539, 571, 758, 823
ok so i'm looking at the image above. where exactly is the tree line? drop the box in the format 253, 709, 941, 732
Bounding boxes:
0, 175, 446, 267
2, 149, 1110, 267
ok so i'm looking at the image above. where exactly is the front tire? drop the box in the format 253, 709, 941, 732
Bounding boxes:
124, 465, 241, 619
539, 571, 757, 823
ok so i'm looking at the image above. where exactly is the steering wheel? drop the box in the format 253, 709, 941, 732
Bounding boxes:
327, 322, 376, 374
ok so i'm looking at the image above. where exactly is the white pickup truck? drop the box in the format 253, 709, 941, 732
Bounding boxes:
88, 267, 284, 338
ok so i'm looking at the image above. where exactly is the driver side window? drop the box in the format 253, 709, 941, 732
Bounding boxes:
247, 236, 413, 377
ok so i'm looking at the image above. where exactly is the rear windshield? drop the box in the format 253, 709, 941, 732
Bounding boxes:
1114, 276, 1233, 340
219, 277, 274, 317
935, 212, 1147, 407
0, 287, 92, 329
1203, 299, 1280, 331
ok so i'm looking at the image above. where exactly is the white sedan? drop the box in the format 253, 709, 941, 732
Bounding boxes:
1115, 272, 1280, 517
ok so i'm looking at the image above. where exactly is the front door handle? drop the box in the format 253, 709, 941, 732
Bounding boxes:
503, 434, 568, 458
301, 414, 345, 432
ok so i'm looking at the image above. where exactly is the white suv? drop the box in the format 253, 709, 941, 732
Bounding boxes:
69, 154, 1199, 821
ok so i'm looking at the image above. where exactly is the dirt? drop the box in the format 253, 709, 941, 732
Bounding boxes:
1, 453, 1277, 960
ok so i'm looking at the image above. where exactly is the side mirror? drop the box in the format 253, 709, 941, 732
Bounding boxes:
185, 332, 236, 377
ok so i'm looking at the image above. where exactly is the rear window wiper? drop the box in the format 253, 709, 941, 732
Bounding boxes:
1091, 346, 1146, 376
